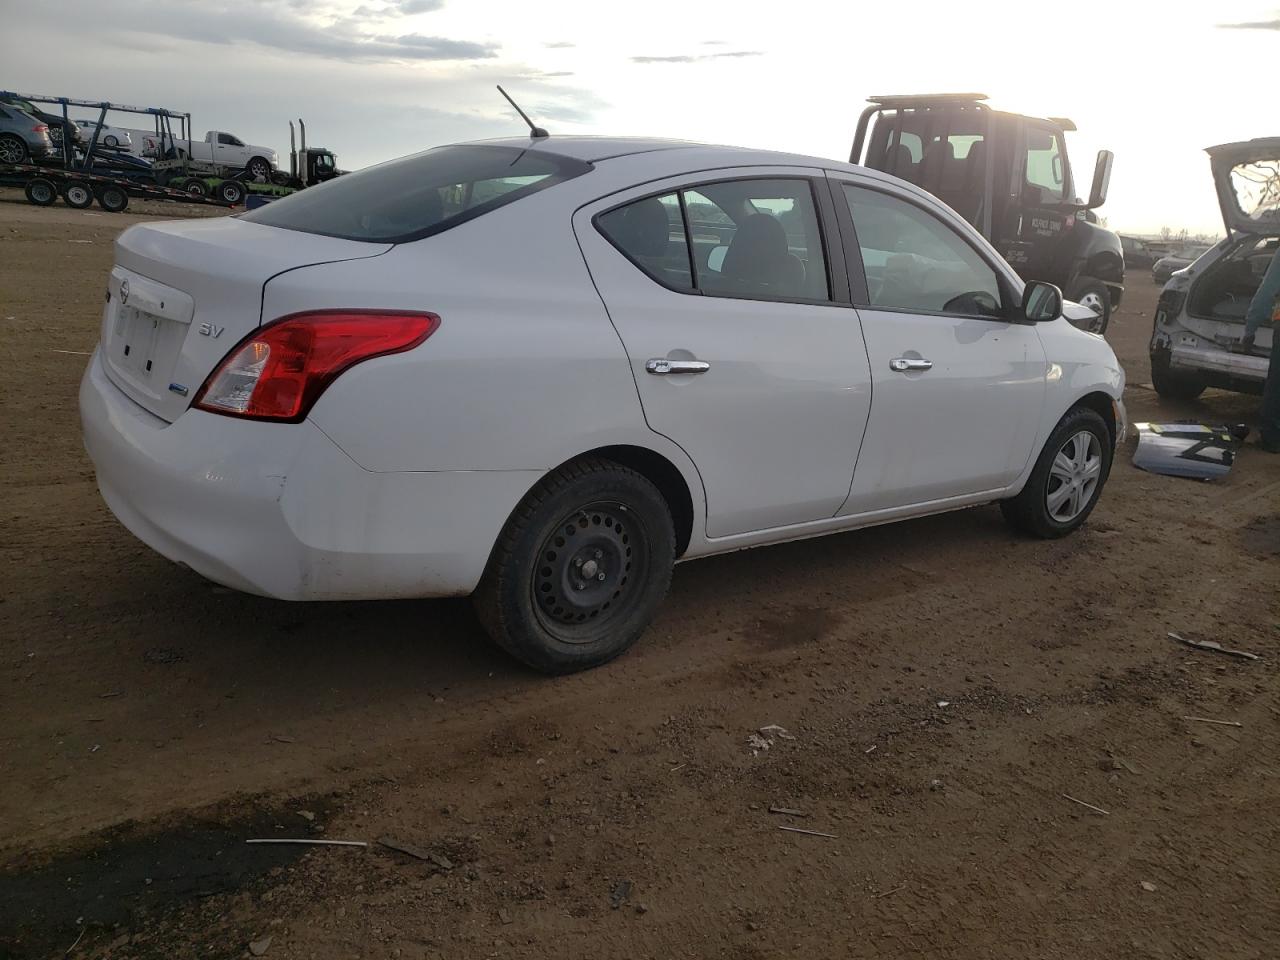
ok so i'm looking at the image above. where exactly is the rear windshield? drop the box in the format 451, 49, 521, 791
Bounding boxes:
242, 144, 592, 243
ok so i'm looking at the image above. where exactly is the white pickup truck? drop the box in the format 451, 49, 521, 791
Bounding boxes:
161, 130, 278, 179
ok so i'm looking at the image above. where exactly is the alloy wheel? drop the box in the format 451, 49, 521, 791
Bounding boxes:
1046, 430, 1102, 522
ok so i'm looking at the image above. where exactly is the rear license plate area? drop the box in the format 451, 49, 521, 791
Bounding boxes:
114, 305, 170, 380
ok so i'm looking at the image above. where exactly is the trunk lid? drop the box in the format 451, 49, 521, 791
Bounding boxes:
102, 217, 391, 422
1207, 138, 1280, 236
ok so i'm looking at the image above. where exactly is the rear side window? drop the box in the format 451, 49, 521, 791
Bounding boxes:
597, 177, 830, 303
242, 145, 592, 243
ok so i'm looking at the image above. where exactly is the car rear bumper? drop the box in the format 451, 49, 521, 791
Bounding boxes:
79, 350, 538, 601
1170, 342, 1269, 383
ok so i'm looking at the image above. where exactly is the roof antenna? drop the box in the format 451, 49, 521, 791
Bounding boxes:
496, 85, 549, 139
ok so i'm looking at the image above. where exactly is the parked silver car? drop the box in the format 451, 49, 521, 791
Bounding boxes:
1150, 138, 1279, 399
0, 102, 53, 163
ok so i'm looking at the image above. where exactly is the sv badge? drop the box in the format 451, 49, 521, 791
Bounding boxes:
198, 322, 224, 339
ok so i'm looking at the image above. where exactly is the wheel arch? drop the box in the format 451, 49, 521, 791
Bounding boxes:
573, 444, 696, 558
1072, 390, 1117, 446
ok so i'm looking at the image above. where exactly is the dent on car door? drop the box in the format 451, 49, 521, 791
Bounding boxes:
831, 178, 1048, 514
573, 169, 872, 539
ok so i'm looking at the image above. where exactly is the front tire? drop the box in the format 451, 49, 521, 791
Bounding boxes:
473, 458, 676, 675
1001, 407, 1112, 539
246, 156, 271, 180
1067, 278, 1111, 335
103, 134, 119, 148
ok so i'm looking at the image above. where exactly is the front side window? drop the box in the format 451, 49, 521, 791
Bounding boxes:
843, 184, 1003, 318
1024, 127, 1066, 204
242, 145, 592, 243
597, 178, 829, 303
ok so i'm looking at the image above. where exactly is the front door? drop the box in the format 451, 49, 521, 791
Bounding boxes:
996, 121, 1073, 285
832, 178, 1048, 514
574, 170, 872, 538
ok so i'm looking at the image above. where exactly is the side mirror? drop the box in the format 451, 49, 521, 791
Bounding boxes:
1022, 280, 1063, 322
1088, 150, 1113, 209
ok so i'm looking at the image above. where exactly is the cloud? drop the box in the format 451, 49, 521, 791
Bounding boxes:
631, 50, 763, 63
543, 40, 576, 48
1217, 18, 1280, 29
397, 0, 444, 12
88, 1, 497, 63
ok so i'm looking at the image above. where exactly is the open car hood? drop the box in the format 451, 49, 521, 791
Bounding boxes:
1207, 138, 1280, 236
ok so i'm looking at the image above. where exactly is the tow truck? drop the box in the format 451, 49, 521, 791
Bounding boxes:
850, 94, 1122, 333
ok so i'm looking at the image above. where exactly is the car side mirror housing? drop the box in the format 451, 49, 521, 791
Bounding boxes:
1021, 280, 1063, 322
1088, 150, 1113, 209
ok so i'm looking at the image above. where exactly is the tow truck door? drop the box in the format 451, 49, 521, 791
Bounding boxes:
994, 120, 1074, 284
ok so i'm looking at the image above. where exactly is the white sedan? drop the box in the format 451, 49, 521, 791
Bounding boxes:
80, 137, 1125, 673
74, 119, 133, 150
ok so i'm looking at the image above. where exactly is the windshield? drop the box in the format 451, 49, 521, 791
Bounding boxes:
242, 144, 592, 243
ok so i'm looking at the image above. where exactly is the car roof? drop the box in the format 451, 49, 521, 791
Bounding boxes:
462, 135, 855, 170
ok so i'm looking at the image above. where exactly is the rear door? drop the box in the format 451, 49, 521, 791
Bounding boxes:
574, 169, 873, 539
829, 175, 1048, 513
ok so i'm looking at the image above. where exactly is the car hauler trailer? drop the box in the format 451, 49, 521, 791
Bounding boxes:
0, 91, 244, 211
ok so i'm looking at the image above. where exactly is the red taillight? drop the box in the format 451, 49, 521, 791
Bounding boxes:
193, 311, 439, 422
33, 123, 48, 133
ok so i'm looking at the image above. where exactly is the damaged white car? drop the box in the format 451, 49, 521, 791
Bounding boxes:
1150, 138, 1278, 399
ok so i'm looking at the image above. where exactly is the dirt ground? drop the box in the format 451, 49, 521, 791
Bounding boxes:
1, 187, 1277, 960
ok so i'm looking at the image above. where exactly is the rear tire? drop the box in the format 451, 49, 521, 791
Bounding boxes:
24, 178, 57, 206
473, 458, 676, 675
63, 181, 94, 209
0, 133, 29, 164
103, 134, 119, 148
216, 179, 246, 205
182, 178, 208, 198
1001, 407, 1112, 539
96, 184, 129, 213
1150, 348, 1206, 401
1067, 278, 1111, 335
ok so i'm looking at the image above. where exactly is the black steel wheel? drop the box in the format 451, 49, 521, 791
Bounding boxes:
216, 179, 246, 205
0, 133, 28, 164
96, 184, 129, 213
63, 181, 94, 209
182, 178, 209, 198
24, 178, 57, 206
474, 458, 676, 674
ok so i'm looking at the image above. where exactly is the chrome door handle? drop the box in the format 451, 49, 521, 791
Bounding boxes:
646, 358, 710, 376
889, 357, 933, 372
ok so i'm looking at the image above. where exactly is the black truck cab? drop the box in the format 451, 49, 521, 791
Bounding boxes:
851, 94, 1122, 332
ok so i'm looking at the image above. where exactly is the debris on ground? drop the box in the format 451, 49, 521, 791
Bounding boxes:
1132, 422, 1247, 480
748, 724, 796, 755
1181, 716, 1243, 728
1061, 794, 1110, 816
759, 724, 795, 740
1169, 632, 1260, 661
245, 838, 368, 848
778, 826, 838, 840
1140, 881, 1157, 893
768, 806, 805, 816
297, 810, 316, 822
610, 879, 633, 909
248, 935, 273, 956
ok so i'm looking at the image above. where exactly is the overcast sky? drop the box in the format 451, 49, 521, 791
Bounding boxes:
5, 0, 1277, 235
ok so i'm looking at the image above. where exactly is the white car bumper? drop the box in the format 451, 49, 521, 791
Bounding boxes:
79, 350, 538, 601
